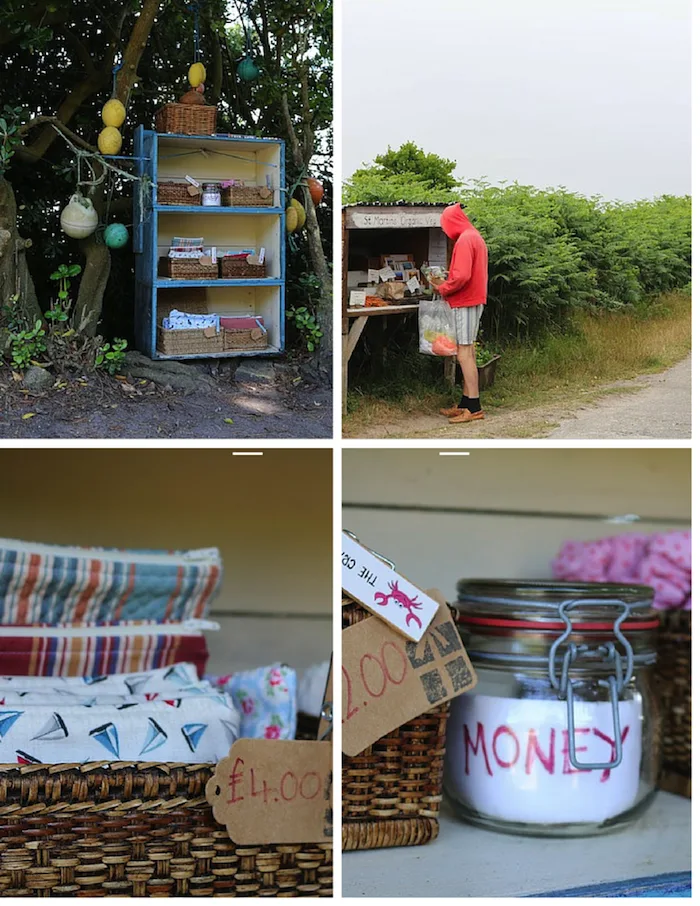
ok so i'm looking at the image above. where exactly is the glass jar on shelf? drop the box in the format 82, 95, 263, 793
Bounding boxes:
445, 580, 662, 837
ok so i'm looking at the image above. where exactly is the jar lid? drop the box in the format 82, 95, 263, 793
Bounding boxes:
455, 579, 658, 632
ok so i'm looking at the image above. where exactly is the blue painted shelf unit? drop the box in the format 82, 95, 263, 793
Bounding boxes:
133, 128, 285, 359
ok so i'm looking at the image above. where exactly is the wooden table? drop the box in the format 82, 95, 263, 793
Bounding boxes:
342, 302, 455, 414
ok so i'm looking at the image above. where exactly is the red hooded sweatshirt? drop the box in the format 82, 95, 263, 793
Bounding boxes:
437, 204, 488, 309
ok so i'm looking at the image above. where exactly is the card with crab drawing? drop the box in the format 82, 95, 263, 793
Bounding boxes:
341, 532, 440, 642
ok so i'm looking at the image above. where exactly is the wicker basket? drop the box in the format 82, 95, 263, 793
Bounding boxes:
155, 104, 217, 136
223, 326, 268, 352
158, 257, 219, 281
341, 597, 449, 851
220, 258, 267, 279
157, 326, 223, 356
157, 182, 202, 206
222, 186, 274, 207
0, 762, 332, 896
655, 609, 691, 797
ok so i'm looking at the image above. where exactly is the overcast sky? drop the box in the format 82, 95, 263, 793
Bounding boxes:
342, 0, 690, 201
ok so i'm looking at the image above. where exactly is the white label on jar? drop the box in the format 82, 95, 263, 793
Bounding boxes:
446, 692, 642, 825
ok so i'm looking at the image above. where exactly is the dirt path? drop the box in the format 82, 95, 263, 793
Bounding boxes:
548, 355, 691, 439
344, 356, 691, 440
0, 366, 332, 439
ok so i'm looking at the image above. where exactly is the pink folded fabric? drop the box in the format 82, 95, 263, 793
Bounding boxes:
551, 531, 691, 611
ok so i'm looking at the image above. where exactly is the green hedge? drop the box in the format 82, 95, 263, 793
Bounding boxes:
461, 184, 691, 340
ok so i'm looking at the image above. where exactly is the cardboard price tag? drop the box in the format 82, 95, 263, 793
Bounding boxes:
342, 593, 477, 757
206, 739, 332, 845
342, 533, 439, 642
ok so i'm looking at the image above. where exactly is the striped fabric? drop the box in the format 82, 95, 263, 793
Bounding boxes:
0, 631, 208, 678
453, 304, 484, 346
0, 544, 221, 624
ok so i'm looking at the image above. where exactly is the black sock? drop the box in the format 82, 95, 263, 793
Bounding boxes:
459, 396, 481, 413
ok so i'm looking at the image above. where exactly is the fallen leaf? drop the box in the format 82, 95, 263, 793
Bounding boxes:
11, 372, 22, 382
21, 413, 36, 420
223, 418, 234, 424
291, 376, 302, 385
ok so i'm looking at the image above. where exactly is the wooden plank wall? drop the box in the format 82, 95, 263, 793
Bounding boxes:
0, 449, 332, 672
343, 449, 690, 599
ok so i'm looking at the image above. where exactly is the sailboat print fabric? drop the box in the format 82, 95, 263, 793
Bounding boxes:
0, 664, 239, 763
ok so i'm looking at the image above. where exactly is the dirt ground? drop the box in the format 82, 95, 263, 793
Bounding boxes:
344, 356, 691, 440
0, 360, 332, 439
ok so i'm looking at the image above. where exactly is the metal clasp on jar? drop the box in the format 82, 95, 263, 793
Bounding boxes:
547, 598, 634, 772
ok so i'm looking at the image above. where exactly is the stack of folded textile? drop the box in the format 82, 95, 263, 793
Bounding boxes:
0, 537, 222, 677
0, 663, 239, 764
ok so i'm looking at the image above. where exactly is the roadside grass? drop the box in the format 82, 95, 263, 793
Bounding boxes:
344, 291, 691, 434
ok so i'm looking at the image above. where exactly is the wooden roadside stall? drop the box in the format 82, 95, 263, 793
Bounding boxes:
342, 202, 454, 414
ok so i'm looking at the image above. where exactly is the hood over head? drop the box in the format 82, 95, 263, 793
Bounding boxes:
440, 203, 472, 240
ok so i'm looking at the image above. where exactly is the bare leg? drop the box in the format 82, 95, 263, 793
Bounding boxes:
456, 344, 479, 399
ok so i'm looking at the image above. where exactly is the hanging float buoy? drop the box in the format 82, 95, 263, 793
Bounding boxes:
104, 223, 129, 249
60, 193, 99, 239
237, 56, 260, 82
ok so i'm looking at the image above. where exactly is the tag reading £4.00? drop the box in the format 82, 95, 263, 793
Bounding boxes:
342, 592, 477, 756
342, 533, 439, 642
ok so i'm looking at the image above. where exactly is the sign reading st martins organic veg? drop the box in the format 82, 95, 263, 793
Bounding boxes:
206, 739, 332, 844
342, 593, 477, 757
345, 208, 443, 229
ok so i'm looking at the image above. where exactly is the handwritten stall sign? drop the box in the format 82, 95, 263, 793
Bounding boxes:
342, 533, 440, 642
345, 208, 444, 230
206, 739, 332, 844
444, 694, 642, 825
342, 595, 477, 756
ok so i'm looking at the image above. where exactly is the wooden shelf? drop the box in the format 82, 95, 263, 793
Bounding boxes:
154, 205, 284, 215
155, 345, 280, 361
155, 278, 284, 289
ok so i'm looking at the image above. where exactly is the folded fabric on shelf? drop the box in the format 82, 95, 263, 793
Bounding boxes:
0, 621, 211, 678
163, 310, 220, 332
0, 664, 239, 763
0, 538, 222, 623
208, 663, 297, 740
552, 530, 691, 610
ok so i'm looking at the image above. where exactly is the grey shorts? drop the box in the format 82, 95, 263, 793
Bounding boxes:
454, 305, 484, 346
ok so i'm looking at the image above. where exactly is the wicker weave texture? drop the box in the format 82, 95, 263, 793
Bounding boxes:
656, 609, 691, 796
157, 182, 202, 206
157, 326, 223, 356
222, 186, 274, 207
220, 259, 267, 279
154, 104, 217, 136
158, 258, 219, 280
223, 329, 268, 352
341, 598, 448, 851
0, 762, 332, 897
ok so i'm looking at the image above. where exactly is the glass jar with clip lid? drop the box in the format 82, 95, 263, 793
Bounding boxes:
444, 580, 661, 837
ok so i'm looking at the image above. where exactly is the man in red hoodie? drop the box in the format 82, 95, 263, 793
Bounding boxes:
429, 203, 488, 423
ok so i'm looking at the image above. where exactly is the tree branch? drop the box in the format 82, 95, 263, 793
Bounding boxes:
115, 0, 163, 104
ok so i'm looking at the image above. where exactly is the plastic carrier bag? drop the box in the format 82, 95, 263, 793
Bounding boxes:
418, 296, 458, 357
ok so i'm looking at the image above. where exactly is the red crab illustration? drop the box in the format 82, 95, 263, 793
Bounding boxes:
374, 580, 423, 630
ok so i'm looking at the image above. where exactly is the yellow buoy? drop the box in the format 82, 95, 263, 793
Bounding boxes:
101, 98, 126, 128
291, 198, 306, 230
98, 126, 122, 156
188, 62, 207, 87
286, 206, 298, 234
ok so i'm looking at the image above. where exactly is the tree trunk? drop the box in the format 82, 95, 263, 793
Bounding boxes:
0, 177, 41, 330
280, 91, 332, 362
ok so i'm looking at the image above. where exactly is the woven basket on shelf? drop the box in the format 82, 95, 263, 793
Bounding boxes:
655, 609, 691, 797
222, 186, 274, 207
220, 258, 267, 279
341, 597, 449, 851
157, 182, 202, 206
0, 762, 332, 897
223, 327, 268, 352
158, 257, 219, 281
157, 326, 223, 356
155, 104, 217, 136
